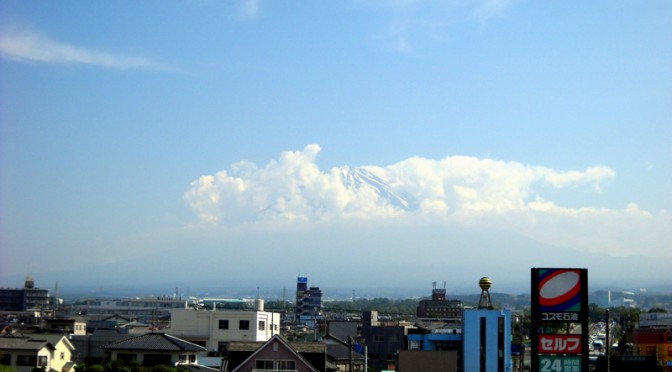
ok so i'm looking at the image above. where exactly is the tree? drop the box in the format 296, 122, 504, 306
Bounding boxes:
648, 307, 667, 313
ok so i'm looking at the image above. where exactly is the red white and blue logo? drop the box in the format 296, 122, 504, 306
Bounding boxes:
538, 269, 582, 312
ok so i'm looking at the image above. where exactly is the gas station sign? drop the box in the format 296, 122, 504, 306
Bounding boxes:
539, 334, 582, 354
531, 268, 589, 372
539, 356, 581, 372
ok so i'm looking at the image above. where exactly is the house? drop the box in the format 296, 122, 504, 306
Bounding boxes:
70, 329, 131, 365
322, 337, 364, 372
101, 333, 206, 367
0, 334, 76, 372
168, 307, 281, 355
228, 334, 324, 372
321, 322, 364, 372
43, 318, 87, 335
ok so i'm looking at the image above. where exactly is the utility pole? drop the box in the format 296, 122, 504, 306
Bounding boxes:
606, 309, 610, 372
349, 337, 354, 372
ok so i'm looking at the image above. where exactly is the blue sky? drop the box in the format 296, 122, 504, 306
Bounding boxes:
1, 1, 670, 293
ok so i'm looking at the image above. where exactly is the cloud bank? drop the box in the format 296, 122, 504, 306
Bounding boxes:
0, 29, 166, 70
184, 145, 670, 258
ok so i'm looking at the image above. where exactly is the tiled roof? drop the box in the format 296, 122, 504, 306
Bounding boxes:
327, 321, 359, 342
0, 337, 53, 351
102, 333, 206, 352
228, 340, 326, 354
231, 335, 319, 372
326, 343, 364, 360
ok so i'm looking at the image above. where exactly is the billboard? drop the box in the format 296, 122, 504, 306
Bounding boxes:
531, 268, 589, 372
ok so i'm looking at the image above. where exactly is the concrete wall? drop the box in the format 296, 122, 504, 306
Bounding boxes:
169, 309, 281, 351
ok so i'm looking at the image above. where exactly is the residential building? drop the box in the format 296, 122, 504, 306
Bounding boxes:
168, 304, 281, 355
78, 297, 186, 320
70, 330, 131, 365
43, 318, 87, 335
227, 334, 326, 372
321, 335, 364, 372
0, 277, 49, 312
101, 333, 206, 367
0, 334, 75, 372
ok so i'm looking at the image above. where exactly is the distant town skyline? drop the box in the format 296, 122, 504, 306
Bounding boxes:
1, 1, 670, 292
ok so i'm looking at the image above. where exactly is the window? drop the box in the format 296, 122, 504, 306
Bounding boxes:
17, 355, 37, 366
144, 354, 171, 367
255, 360, 274, 370
277, 360, 296, 370
117, 353, 137, 365
1, 353, 11, 365
239, 320, 250, 330
218, 319, 229, 329
258, 320, 266, 331
38, 356, 48, 367
61, 352, 65, 360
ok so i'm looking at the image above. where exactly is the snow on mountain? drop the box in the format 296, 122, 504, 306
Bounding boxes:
338, 166, 409, 210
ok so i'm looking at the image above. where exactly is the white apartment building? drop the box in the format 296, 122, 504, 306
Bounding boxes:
168, 301, 281, 355
80, 297, 187, 318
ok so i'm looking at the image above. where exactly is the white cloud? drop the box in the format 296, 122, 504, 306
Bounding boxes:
0, 29, 168, 70
184, 144, 671, 259
184, 144, 619, 224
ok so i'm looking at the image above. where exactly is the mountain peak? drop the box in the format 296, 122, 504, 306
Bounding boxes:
338, 166, 409, 210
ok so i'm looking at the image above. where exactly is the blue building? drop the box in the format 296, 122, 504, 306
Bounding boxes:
463, 277, 513, 372
407, 331, 462, 351
295, 277, 322, 326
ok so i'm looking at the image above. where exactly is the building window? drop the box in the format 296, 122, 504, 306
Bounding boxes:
118, 353, 137, 365
17, 355, 37, 366
61, 352, 65, 360
218, 319, 229, 329
239, 320, 250, 330
259, 320, 266, 331
38, 356, 48, 367
144, 354, 171, 367
277, 360, 296, 370
254, 360, 274, 370
1, 353, 11, 365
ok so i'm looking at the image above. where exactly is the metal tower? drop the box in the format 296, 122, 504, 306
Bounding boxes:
477, 277, 494, 310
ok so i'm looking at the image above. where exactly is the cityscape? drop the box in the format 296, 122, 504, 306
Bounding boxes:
1, 273, 671, 372
2, 1, 671, 372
